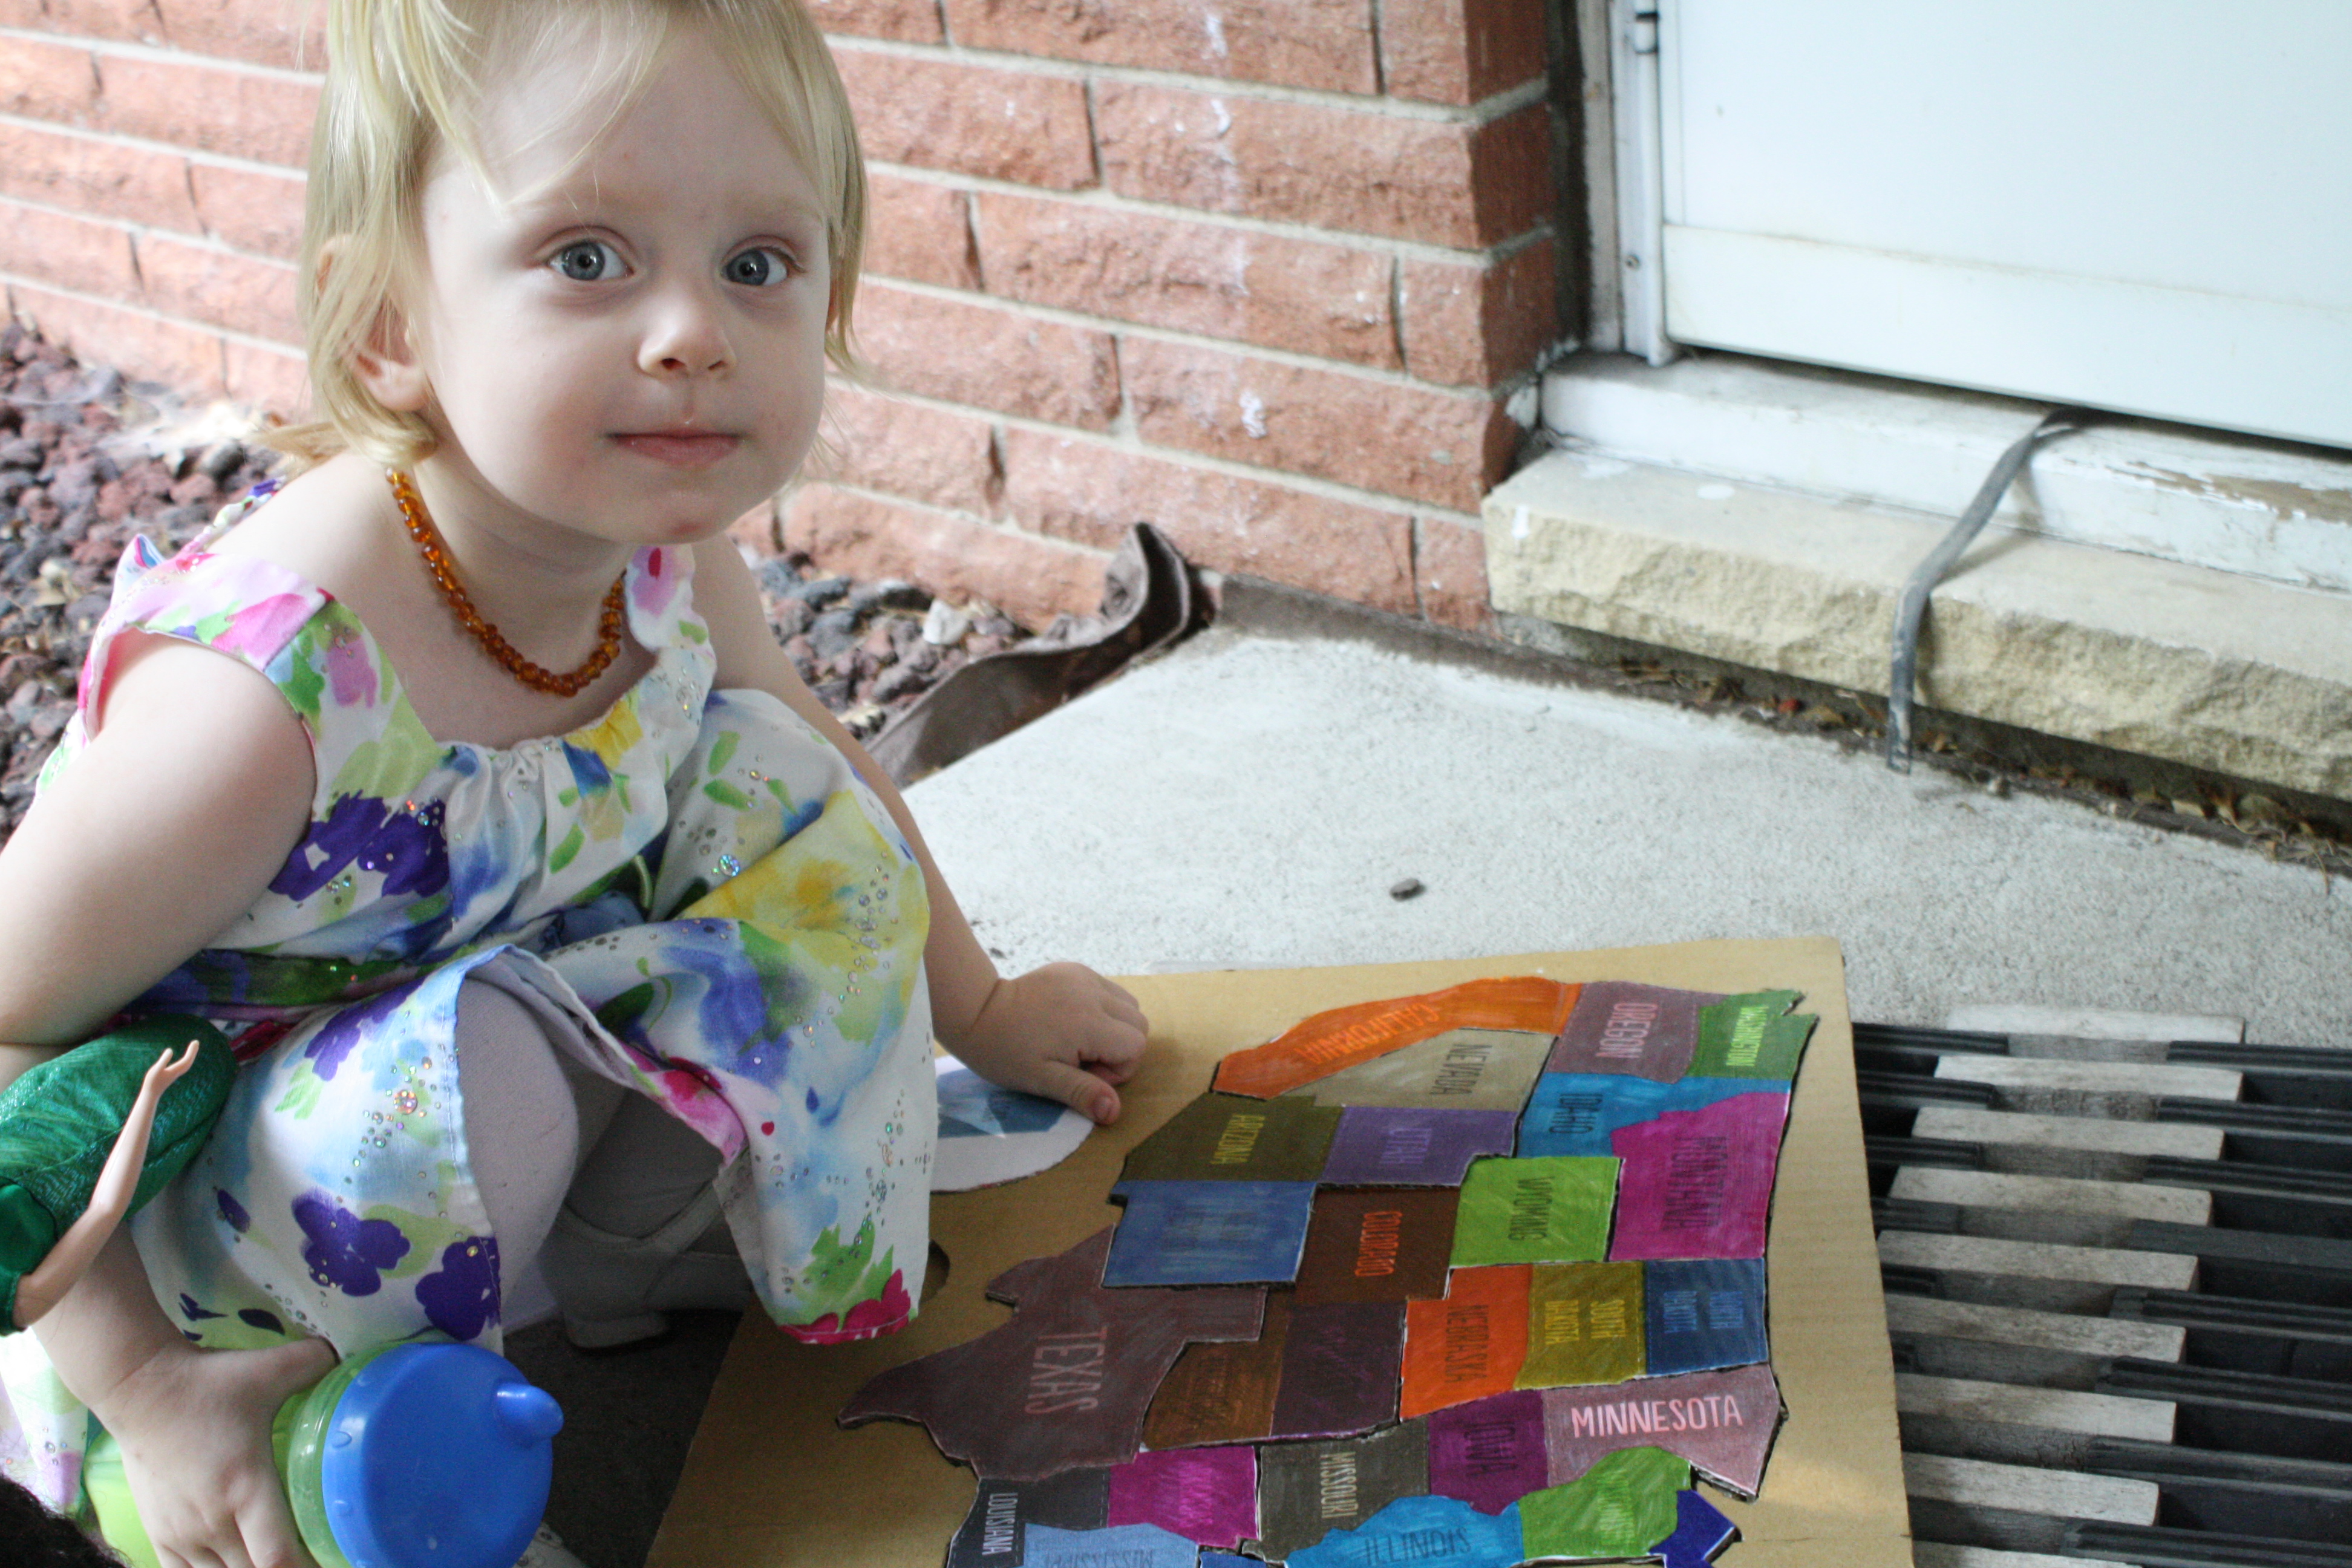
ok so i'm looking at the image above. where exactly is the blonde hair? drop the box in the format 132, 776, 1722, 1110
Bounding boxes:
269, 0, 866, 470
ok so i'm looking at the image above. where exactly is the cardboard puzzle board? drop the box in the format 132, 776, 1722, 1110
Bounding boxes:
649, 939, 1910, 1568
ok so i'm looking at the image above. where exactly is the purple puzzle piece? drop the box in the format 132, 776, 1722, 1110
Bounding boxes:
1269, 1301, 1406, 1440
1106, 1445, 1259, 1549
1426, 1390, 1549, 1517
1320, 1107, 1519, 1186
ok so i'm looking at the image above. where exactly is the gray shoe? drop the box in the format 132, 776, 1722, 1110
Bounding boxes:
538, 1186, 753, 1350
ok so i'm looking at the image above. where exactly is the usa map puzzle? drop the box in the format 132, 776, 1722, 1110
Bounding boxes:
842, 976, 1816, 1567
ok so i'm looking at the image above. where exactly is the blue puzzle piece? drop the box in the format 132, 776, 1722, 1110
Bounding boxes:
1516, 1074, 1777, 1157
1023, 1523, 1200, 1567
1104, 1181, 1318, 1287
1650, 1488, 1739, 1567
1200, 1556, 1256, 1568
1288, 1495, 1524, 1568
1643, 1259, 1769, 1375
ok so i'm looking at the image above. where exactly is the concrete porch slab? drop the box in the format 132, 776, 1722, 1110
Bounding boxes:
1481, 449, 2352, 800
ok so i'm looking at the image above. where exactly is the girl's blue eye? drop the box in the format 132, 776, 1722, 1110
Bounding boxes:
551, 241, 622, 281
724, 247, 794, 287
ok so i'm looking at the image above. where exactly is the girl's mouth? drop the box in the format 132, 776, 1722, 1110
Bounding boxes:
614, 431, 740, 468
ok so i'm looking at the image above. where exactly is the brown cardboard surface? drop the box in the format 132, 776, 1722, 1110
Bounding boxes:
648, 938, 1910, 1568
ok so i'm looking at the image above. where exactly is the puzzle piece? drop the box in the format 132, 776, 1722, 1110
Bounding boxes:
1120, 1092, 1342, 1184
1269, 1300, 1406, 1440
1281, 1028, 1555, 1112
1518, 1446, 1690, 1561
1020, 1523, 1200, 1567
1104, 1181, 1318, 1287
1254, 1419, 1431, 1561
1544, 983, 1725, 1080
1515, 1074, 1778, 1158
948, 1470, 1109, 1568
1400, 1264, 1530, 1419
1688, 993, 1811, 1080
1653, 1488, 1741, 1568
1519, 1261, 1646, 1389
1320, 1108, 1518, 1186
1287, 1494, 1526, 1568
1143, 1293, 1291, 1449
1106, 1445, 1259, 1549
1425, 1388, 1547, 1516
1608, 1096, 1789, 1261
1540, 1362, 1782, 1497
1642, 1260, 1768, 1376
1449, 1156, 1619, 1267
1293, 1188, 1460, 1305
1214, 978, 1578, 1099
839, 1228, 1263, 1479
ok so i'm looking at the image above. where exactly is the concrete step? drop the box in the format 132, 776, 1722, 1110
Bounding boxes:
1481, 445, 2352, 801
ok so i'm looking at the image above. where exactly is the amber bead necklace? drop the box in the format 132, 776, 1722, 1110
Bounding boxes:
386, 469, 627, 698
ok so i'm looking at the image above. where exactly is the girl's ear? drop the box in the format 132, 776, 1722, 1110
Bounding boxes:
321, 237, 432, 413
350, 299, 431, 414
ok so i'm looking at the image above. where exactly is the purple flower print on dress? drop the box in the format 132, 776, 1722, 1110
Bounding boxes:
216, 1189, 251, 1233
304, 979, 418, 1082
356, 799, 448, 897
271, 796, 450, 903
271, 793, 386, 900
293, 1190, 410, 1296
415, 1235, 501, 1341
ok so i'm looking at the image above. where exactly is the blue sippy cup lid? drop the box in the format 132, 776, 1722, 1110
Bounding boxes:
318, 1342, 564, 1568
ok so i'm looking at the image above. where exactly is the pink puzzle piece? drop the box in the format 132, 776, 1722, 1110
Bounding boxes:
1607, 1093, 1790, 1260
840, 1229, 1264, 1480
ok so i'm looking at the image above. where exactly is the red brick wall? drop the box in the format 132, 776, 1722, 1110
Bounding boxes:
0, 1, 314, 410
0, 1, 1562, 631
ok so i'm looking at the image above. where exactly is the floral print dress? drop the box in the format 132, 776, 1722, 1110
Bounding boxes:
0, 492, 936, 1510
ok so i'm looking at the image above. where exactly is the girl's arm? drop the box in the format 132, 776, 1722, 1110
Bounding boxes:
696, 541, 1148, 1122
0, 632, 330, 1567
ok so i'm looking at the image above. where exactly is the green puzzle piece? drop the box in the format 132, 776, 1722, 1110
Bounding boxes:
1449, 1156, 1618, 1267
1689, 991, 1814, 1080
1518, 1445, 1691, 1561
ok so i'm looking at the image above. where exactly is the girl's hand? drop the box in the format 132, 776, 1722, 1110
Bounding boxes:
97, 1334, 337, 1568
950, 963, 1148, 1124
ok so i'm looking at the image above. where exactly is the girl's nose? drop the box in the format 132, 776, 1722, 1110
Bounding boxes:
638, 289, 733, 377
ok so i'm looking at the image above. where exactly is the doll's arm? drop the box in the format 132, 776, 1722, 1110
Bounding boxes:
696, 543, 1148, 1120
10, 1044, 196, 1329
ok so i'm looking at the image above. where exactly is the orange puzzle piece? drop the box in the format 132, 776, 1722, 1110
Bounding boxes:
1213, 978, 1579, 1099
1399, 1263, 1532, 1420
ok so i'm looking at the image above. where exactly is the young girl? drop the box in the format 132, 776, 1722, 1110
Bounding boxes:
0, 1, 1147, 1562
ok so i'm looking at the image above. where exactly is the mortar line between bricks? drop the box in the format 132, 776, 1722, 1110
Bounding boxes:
861, 273, 1533, 402
0, 189, 300, 272
1, 270, 308, 361
825, 34, 1550, 125
820, 377, 1486, 529
865, 159, 1555, 267
0, 110, 310, 180
0, 25, 322, 85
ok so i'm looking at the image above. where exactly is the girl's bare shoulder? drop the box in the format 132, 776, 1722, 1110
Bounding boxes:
206, 452, 398, 592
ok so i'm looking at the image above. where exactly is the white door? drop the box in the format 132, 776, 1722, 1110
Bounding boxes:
1628, 0, 2352, 451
